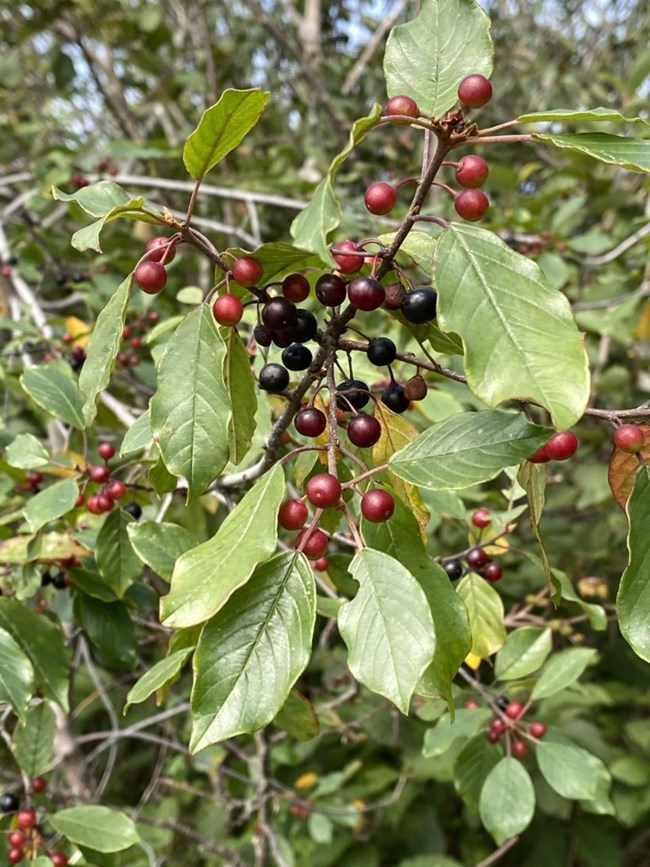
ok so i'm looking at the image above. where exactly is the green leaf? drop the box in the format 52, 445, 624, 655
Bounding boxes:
0, 598, 70, 710
127, 521, 194, 582
78, 276, 132, 426
536, 736, 611, 800
120, 410, 153, 457
494, 627, 552, 681
384, 0, 493, 116
240, 242, 322, 283
0, 627, 34, 721
222, 326, 257, 465
24, 478, 79, 533
95, 511, 142, 598
479, 757, 535, 844
338, 549, 435, 714
124, 647, 194, 714
362, 497, 470, 707
553, 569, 607, 631
531, 647, 597, 699
183, 88, 271, 181
190, 551, 316, 750
52, 182, 147, 252
150, 305, 231, 501
74, 594, 137, 671
422, 708, 491, 757
454, 734, 501, 811
49, 806, 140, 853
161, 464, 285, 627
617, 466, 650, 662
6, 433, 50, 469
273, 689, 320, 742
456, 572, 506, 659
21, 360, 85, 428
534, 132, 650, 173
389, 410, 550, 491
11, 701, 56, 776
434, 224, 590, 428
290, 104, 382, 265
518, 107, 649, 125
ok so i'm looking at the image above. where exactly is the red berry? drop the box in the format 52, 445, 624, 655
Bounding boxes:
464, 700, 479, 709
480, 562, 503, 583
315, 274, 347, 307
98, 442, 115, 461
364, 182, 397, 216
486, 730, 500, 744
87, 495, 103, 515
88, 465, 110, 483
16, 809, 36, 829
347, 414, 382, 449
490, 718, 507, 735
505, 701, 524, 720
471, 508, 491, 528
127, 353, 140, 366
51, 855, 69, 867
528, 444, 550, 464
7, 832, 26, 847
544, 430, 578, 461
614, 424, 644, 453
117, 352, 130, 367
96, 493, 114, 513
278, 499, 309, 531
385, 94, 419, 121
146, 236, 177, 264
361, 489, 395, 523
148, 311, 160, 323
306, 473, 342, 509
7, 848, 24, 864
313, 557, 329, 571
61, 332, 74, 345
282, 273, 310, 303
455, 155, 489, 188
107, 480, 127, 500
71, 346, 85, 362
28, 471, 44, 486
212, 294, 244, 326
458, 74, 493, 108
295, 527, 329, 559
135, 261, 167, 294
31, 776, 47, 793
466, 547, 489, 569
455, 189, 489, 221
232, 256, 263, 287
512, 740, 528, 759
332, 240, 363, 274
347, 276, 385, 311
529, 722, 547, 739
130, 337, 142, 349
295, 408, 327, 438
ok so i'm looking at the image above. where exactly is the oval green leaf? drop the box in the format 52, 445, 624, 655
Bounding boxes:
479, 757, 535, 844
536, 737, 610, 801
0, 626, 34, 722
534, 132, 650, 173
124, 647, 194, 714
96, 510, 142, 598
49, 805, 140, 853
494, 627, 552, 681
531, 646, 597, 699
617, 466, 650, 663
456, 572, 506, 660
24, 478, 79, 533
11, 701, 56, 776
21, 360, 85, 429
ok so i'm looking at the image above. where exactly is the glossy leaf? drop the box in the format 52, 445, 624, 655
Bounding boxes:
11, 701, 56, 776
518, 107, 649, 125
494, 627, 552, 681
456, 572, 506, 659
161, 464, 285, 627
0, 627, 34, 722
534, 132, 650, 172
389, 410, 550, 491
531, 647, 597, 699
78, 276, 132, 426
338, 549, 435, 714
124, 647, 194, 713
222, 326, 257, 465
127, 521, 195, 582
536, 737, 610, 800
21, 360, 85, 428
96, 511, 142, 597
190, 551, 316, 750
434, 224, 590, 428
290, 104, 382, 265
49, 806, 140, 852
422, 708, 491, 757
273, 690, 320, 742
0, 599, 70, 710
384, 0, 493, 116
24, 478, 79, 533
240, 242, 321, 283
6, 433, 49, 469
183, 88, 271, 181
479, 757, 535, 844
454, 734, 501, 811
617, 466, 650, 662
150, 305, 231, 501
52, 182, 147, 252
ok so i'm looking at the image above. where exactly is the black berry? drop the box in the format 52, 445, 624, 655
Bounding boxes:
259, 363, 290, 393
286, 310, 318, 344
262, 298, 298, 331
367, 337, 397, 366
124, 502, 143, 520
336, 379, 370, 411
282, 343, 313, 371
443, 559, 463, 581
254, 325, 273, 347
0, 793, 19, 813
381, 383, 410, 414
316, 274, 346, 307
401, 289, 437, 324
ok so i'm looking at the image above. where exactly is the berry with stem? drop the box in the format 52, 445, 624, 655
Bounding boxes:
106, 480, 127, 500
400, 288, 437, 324
336, 380, 370, 411
315, 274, 346, 307
486, 730, 500, 744
443, 559, 463, 581
361, 489, 395, 523
279, 499, 309, 531
347, 414, 382, 448
16, 809, 36, 829
98, 442, 115, 461
512, 740, 528, 759
7, 833, 25, 848
146, 236, 177, 263
232, 256, 263, 287
456, 155, 489, 188
364, 182, 397, 215
613, 424, 644, 453
259, 364, 290, 393
385, 94, 419, 121
466, 547, 489, 568
367, 337, 397, 366
545, 430, 578, 461
306, 473, 342, 509
295, 407, 327, 437
134, 261, 167, 294
472, 508, 491, 528
31, 776, 47, 794
458, 74, 493, 108
88, 465, 110, 483
381, 383, 410, 414
262, 298, 298, 331
529, 721, 547, 739
212, 294, 244, 326
295, 527, 329, 559
348, 276, 385, 311
332, 240, 362, 274
505, 701, 524, 720
455, 189, 489, 221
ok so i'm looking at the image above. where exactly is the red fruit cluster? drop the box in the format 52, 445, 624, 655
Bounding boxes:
80, 441, 127, 515
485, 700, 546, 758
117, 311, 159, 367
465, 546, 503, 582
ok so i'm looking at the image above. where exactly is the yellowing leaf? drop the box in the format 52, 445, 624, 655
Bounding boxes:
64, 316, 91, 347
464, 652, 482, 670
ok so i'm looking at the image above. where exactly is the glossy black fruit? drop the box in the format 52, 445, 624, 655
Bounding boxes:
400, 288, 437, 324
254, 324, 273, 347
124, 501, 143, 520
0, 793, 19, 813
336, 379, 370, 411
367, 337, 397, 366
443, 559, 463, 581
286, 309, 318, 344
315, 274, 346, 307
282, 343, 313, 371
381, 383, 410, 413
262, 298, 298, 331
259, 363, 290, 393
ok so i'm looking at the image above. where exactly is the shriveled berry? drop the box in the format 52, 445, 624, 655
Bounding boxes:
135, 261, 167, 294
403, 375, 427, 401
282, 343, 313, 371
613, 424, 644, 453
383, 283, 406, 311
367, 337, 397, 367
348, 276, 385, 311
295, 407, 327, 437
364, 182, 397, 215
306, 473, 342, 509
347, 414, 381, 448
361, 489, 395, 523
295, 527, 328, 559
456, 155, 489, 188
458, 74, 493, 108
336, 380, 370, 412
213, 294, 244, 326
466, 547, 489, 568
545, 430, 578, 461
262, 298, 298, 331
505, 701, 524, 720
480, 561, 503, 582
282, 273, 310, 303
380, 383, 410, 414
455, 189, 489, 221
232, 256, 263, 287
443, 559, 463, 581
98, 442, 115, 461
529, 722, 547, 739
385, 94, 419, 121
472, 508, 491, 528
279, 499, 308, 531
332, 240, 362, 274
259, 363, 290, 393
286, 310, 318, 344
400, 288, 437, 324
315, 274, 346, 307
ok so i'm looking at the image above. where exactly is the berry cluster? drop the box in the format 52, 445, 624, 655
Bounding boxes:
116, 311, 160, 368
479, 699, 547, 758
0, 782, 67, 864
